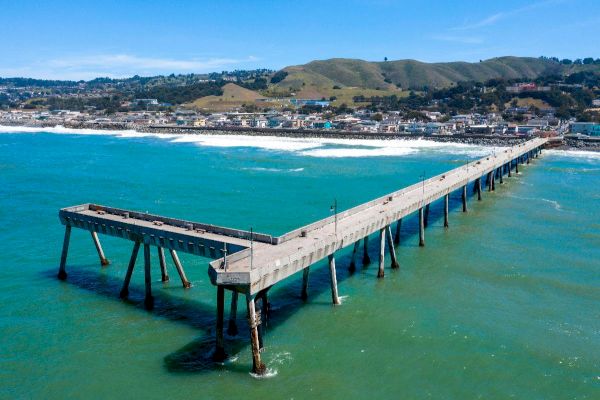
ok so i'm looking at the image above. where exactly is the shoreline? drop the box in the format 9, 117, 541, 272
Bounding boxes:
1, 120, 599, 151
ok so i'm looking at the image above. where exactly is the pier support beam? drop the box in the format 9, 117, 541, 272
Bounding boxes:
386, 225, 399, 269
169, 249, 191, 288
487, 172, 492, 191
348, 241, 360, 273
246, 295, 266, 375
157, 247, 169, 282
90, 232, 109, 266
462, 185, 468, 212
508, 162, 512, 177
301, 267, 310, 301
143, 244, 153, 310
227, 291, 239, 336
120, 241, 140, 299
516, 159, 519, 174
362, 236, 371, 265
424, 204, 430, 228
443, 194, 449, 227
491, 172, 496, 191
476, 178, 482, 201
419, 207, 425, 247
328, 254, 340, 305
57, 225, 71, 280
394, 219, 402, 245
214, 286, 226, 361
499, 167, 504, 184
378, 228, 385, 278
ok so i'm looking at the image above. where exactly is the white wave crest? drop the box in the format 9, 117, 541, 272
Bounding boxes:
545, 149, 600, 161
241, 167, 304, 172
1, 125, 500, 158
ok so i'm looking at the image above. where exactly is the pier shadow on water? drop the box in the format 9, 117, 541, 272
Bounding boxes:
42, 181, 480, 375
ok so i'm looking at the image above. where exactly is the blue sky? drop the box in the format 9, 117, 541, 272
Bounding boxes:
1, 0, 598, 80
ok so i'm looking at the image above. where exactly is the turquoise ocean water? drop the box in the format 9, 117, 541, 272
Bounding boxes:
0, 128, 598, 399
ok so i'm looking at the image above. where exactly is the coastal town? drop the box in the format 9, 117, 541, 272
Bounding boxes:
2, 104, 599, 149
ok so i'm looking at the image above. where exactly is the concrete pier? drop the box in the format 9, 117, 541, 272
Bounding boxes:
57, 137, 547, 376
157, 247, 169, 282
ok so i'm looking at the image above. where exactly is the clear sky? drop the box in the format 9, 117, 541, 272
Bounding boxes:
1, 0, 598, 80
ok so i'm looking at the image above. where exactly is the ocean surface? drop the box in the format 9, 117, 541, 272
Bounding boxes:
0, 127, 598, 399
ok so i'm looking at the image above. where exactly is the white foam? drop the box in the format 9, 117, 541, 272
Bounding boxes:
545, 149, 600, 161
241, 167, 304, 172
0, 125, 499, 159
249, 368, 278, 379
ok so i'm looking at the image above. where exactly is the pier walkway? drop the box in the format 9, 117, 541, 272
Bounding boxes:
57, 137, 547, 375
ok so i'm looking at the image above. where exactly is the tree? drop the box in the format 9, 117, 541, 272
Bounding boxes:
561, 59, 572, 65
583, 57, 594, 65
384, 57, 388, 62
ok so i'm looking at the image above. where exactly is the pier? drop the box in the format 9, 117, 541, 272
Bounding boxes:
57, 137, 547, 375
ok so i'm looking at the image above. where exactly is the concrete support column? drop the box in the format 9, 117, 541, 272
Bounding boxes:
419, 207, 425, 247
57, 225, 71, 280
377, 228, 385, 278
143, 244, 153, 310
487, 172, 493, 192
516, 159, 519, 174
246, 295, 266, 375
476, 178, 482, 201
214, 286, 226, 361
424, 204, 430, 228
227, 291, 239, 336
157, 247, 169, 282
301, 267, 310, 300
527, 152, 530, 164
120, 241, 140, 299
386, 225, 399, 269
462, 185, 468, 212
169, 249, 191, 288
394, 219, 402, 245
499, 167, 504, 184
91, 231, 109, 266
362, 236, 371, 265
491, 172, 496, 191
444, 194, 449, 227
508, 162, 512, 177
328, 254, 340, 305
348, 241, 360, 273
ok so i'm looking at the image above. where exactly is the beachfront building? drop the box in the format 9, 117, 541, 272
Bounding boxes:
570, 122, 600, 136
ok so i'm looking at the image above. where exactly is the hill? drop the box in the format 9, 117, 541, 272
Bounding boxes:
188, 83, 267, 111
271, 57, 600, 94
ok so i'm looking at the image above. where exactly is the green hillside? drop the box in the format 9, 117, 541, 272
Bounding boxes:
273, 56, 599, 93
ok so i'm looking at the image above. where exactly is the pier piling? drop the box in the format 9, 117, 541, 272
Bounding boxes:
462, 185, 468, 212
169, 249, 191, 288
57, 225, 71, 280
394, 219, 402, 245
328, 254, 340, 305
246, 295, 266, 375
444, 194, 449, 227
348, 241, 360, 272
419, 207, 425, 247
301, 267, 310, 300
119, 241, 140, 299
386, 225, 399, 269
214, 286, 226, 361
424, 204, 430, 228
378, 228, 385, 278
91, 231, 109, 266
143, 244, 153, 310
476, 178, 482, 200
227, 291, 239, 336
362, 236, 371, 265
157, 247, 169, 282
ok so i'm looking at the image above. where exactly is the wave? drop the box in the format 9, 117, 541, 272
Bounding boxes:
545, 149, 600, 161
241, 167, 304, 172
1, 125, 497, 158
